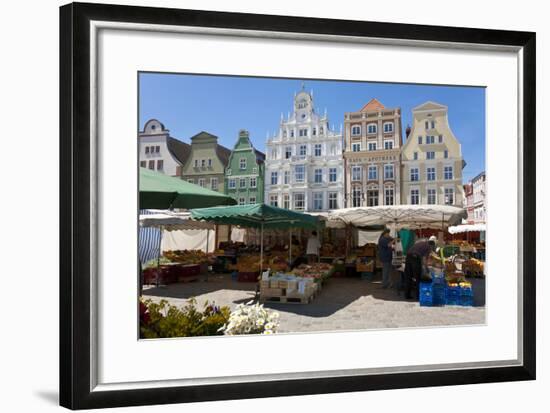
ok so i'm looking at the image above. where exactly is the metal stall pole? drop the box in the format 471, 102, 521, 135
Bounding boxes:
289, 227, 292, 268
156, 225, 164, 288
260, 221, 264, 277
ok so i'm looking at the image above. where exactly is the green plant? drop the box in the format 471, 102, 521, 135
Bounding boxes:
140, 298, 230, 338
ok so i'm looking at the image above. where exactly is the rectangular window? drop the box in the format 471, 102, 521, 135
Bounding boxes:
239, 158, 246, 170
367, 190, 379, 206
201, 159, 206, 167
385, 187, 394, 205
427, 167, 436, 181
352, 187, 362, 207
313, 193, 323, 210
271, 171, 278, 185
314, 168, 323, 183
444, 150, 449, 159
368, 142, 377, 151
312, 127, 317, 136
250, 177, 257, 188
198, 178, 206, 188
208, 159, 212, 167
156, 160, 164, 170
431, 120, 435, 129
271, 149, 277, 159
285, 146, 292, 159
427, 188, 436, 204
239, 177, 247, 188
249, 196, 256, 204
330, 144, 337, 155
211, 178, 218, 191
239, 197, 246, 206
411, 189, 420, 205
425, 121, 429, 130
367, 124, 376, 134
438, 135, 443, 143
328, 192, 338, 209
284, 171, 290, 185
410, 167, 419, 182
426, 135, 435, 144
445, 188, 454, 205
418, 136, 423, 145
145, 146, 150, 154
299, 145, 307, 156
352, 165, 362, 181
329, 168, 337, 182
368, 165, 377, 180
427, 151, 435, 160
383, 122, 394, 133
384, 140, 394, 150
384, 164, 394, 179
293, 193, 305, 210
155, 146, 160, 153
283, 194, 290, 209
413, 152, 418, 160
352, 142, 361, 152
148, 160, 154, 170
295, 165, 305, 182
351, 125, 361, 136
290, 130, 295, 138
314, 144, 322, 157
299, 129, 308, 137
270, 195, 278, 207
228, 179, 236, 189
444, 166, 454, 180
194, 159, 199, 168
140, 161, 146, 168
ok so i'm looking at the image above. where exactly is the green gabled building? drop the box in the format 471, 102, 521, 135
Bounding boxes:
224, 130, 265, 205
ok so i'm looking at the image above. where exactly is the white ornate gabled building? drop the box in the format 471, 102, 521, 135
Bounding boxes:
264, 87, 344, 212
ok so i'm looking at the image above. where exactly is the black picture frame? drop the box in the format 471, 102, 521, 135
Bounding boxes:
60, 2, 536, 410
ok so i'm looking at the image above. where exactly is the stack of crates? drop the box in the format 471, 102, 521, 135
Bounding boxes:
419, 282, 434, 307
445, 285, 461, 306
431, 272, 447, 306
459, 285, 474, 306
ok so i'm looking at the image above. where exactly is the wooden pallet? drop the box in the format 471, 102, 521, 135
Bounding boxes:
260, 294, 313, 304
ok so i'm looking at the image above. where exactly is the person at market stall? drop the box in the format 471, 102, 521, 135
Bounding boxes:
377, 228, 395, 289
306, 230, 321, 264
404, 235, 439, 299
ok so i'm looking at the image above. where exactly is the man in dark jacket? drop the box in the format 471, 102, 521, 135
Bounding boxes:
378, 229, 395, 288
404, 235, 437, 299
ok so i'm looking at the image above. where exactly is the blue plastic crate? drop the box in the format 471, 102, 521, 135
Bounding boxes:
445, 286, 461, 305
460, 295, 474, 306
432, 285, 446, 306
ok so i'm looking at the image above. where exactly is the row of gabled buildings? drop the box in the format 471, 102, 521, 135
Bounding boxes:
138, 85, 467, 212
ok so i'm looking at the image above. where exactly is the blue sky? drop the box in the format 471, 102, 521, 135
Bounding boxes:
139, 73, 485, 182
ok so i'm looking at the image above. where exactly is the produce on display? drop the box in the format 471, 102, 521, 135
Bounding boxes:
163, 249, 213, 265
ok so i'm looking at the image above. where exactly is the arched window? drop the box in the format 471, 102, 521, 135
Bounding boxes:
383, 122, 394, 133
367, 123, 377, 134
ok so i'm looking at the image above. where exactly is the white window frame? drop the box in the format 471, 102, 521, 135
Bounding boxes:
198, 178, 206, 188
444, 165, 454, 180
351, 125, 361, 136
427, 166, 436, 181
299, 144, 307, 156
410, 167, 419, 182
239, 177, 247, 188
367, 123, 377, 134
271, 171, 278, 185
329, 167, 337, 182
352, 165, 362, 181
294, 165, 305, 183
238, 197, 246, 206
384, 140, 394, 150
427, 151, 435, 160
427, 188, 437, 204
239, 158, 246, 170
293, 193, 305, 210
211, 177, 218, 191
411, 189, 420, 205
250, 177, 257, 188
352, 187, 362, 207
368, 142, 377, 151
249, 196, 256, 204
384, 164, 394, 180
368, 165, 377, 180
228, 178, 236, 189
426, 135, 435, 144
283, 194, 290, 209
313, 192, 323, 210
383, 122, 394, 133
384, 186, 394, 205
284, 171, 290, 185
269, 194, 278, 207
328, 192, 338, 209
367, 189, 379, 207
314, 144, 322, 157
352, 142, 361, 152
285, 146, 292, 159
444, 187, 455, 205
314, 168, 323, 183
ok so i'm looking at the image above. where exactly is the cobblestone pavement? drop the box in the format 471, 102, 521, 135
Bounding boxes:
143, 273, 486, 334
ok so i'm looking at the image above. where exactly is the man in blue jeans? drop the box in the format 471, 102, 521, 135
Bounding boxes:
377, 228, 395, 288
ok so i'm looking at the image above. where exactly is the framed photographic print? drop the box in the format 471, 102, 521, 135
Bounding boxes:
60, 2, 536, 410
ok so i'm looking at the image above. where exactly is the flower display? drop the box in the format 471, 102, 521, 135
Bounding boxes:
220, 301, 280, 335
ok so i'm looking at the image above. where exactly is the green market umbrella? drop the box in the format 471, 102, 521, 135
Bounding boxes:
139, 167, 236, 209
191, 203, 323, 272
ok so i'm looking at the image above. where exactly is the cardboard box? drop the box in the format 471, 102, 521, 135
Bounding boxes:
261, 288, 284, 297
269, 279, 280, 288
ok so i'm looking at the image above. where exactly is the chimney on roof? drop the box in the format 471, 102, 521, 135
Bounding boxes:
405, 124, 411, 138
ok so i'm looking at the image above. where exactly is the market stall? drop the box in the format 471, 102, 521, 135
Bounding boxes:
139, 212, 216, 285
191, 203, 327, 302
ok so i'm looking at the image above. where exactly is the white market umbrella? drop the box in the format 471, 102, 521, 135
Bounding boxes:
448, 223, 486, 234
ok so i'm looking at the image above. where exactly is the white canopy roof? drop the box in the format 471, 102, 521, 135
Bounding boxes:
139, 211, 215, 231
448, 223, 486, 234
328, 205, 467, 229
